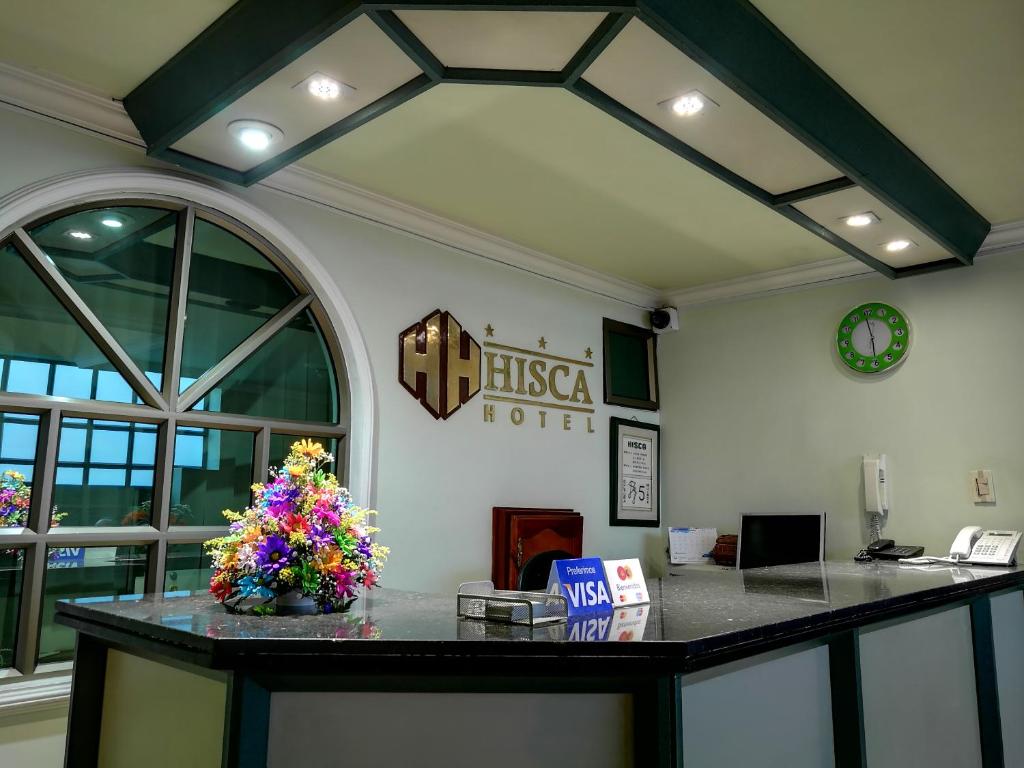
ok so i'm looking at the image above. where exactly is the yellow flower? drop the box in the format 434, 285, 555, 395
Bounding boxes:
292, 439, 325, 459
286, 465, 303, 478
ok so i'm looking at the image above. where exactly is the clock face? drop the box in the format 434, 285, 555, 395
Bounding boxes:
836, 302, 910, 374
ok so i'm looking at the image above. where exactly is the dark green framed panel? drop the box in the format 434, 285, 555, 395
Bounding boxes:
970, 595, 1005, 768
603, 318, 658, 410
828, 630, 867, 768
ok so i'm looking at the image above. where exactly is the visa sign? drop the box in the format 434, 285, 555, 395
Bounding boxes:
547, 557, 613, 616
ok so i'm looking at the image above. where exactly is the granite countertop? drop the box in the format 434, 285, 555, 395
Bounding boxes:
55, 561, 1024, 674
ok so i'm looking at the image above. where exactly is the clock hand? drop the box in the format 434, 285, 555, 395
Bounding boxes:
866, 318, 877, 356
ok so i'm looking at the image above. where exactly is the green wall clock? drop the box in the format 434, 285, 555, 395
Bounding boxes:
836, 302, 910, 374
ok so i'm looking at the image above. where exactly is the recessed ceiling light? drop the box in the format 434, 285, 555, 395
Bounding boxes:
67, 230, 92, 240
293, 72, 355, 102
227, 120, 283, 152
884, 239, 915, 252
843, 212, 880, 227
308, 77, 340, 100
658, 90, 718, 118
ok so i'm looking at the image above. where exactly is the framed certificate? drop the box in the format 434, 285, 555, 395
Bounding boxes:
609, 417, 660, 527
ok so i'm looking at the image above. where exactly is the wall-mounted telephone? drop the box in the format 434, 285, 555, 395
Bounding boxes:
900, 527, 1022, 567
863, 455, 888, 515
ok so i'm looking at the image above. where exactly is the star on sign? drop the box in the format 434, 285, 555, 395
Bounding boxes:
484, 324, 494, 337
538, 337, 548, 350
584, 347, 593, 359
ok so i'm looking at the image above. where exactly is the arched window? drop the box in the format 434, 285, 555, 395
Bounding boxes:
0, 199, 346, 674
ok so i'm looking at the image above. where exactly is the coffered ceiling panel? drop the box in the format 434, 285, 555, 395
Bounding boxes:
393, 11, 605, 71
751, 0, 1024, 226
582, 19, 841, 196
304, 84, 837, 290
172, 15, 421, 173
794, 188, 949, 269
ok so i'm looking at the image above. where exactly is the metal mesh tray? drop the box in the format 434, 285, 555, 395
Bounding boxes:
457, 581, 568, 626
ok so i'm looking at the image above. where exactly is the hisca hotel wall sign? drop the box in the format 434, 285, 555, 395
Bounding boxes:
399, 310, 595, 433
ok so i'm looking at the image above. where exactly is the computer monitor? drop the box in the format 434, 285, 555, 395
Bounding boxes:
737, 512, 825, 569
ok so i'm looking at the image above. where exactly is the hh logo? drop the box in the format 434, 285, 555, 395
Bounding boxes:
399, 309, 480, 420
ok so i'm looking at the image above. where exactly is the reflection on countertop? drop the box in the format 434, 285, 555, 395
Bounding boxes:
55, 560, 1023, 671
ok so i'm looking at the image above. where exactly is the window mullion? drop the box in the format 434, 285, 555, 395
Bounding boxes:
176, 294, 313, 413
145, 417, 176, 593
9, 229, 169, 411
253, 427, 271, 493
161, 208, 194, 411
14, 408, 60, 674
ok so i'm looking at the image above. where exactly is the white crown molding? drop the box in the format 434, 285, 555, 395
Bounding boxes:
0, 62, 660, 309
0, 674, 70, 717
663, 221, 1024, 309
262, 164, 661, 308
663, 257, 876, 308
977, 219, 1024, 258
0, 62, 142, 147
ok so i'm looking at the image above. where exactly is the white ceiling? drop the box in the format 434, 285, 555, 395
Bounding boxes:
0, 1, 1021, 292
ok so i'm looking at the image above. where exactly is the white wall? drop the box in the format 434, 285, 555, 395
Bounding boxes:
0, 106, 662, 594
0, 707, 67, 767
659, 251, 1024, 558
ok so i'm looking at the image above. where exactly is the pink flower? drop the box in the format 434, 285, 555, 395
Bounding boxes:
335, 569, 356, 598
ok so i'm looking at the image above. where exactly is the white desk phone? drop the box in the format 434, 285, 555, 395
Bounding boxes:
900, 526, 1022, 567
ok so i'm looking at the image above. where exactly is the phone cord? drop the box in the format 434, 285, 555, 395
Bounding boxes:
868, 512, 882, 544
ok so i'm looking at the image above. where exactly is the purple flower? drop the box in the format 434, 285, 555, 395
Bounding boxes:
307, 523, 334, 551
357, 537, 372, 558
256, 535, 292, 574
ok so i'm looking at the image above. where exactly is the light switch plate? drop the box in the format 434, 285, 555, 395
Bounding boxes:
970, 469, 996, 504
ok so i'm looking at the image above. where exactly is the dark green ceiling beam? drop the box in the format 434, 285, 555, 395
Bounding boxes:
362, 1, 635, 9
636, 0, 989, 264
367, 10, 445, 80
772, 177, 856, 207
570, 79, 896, 278
242, 74, 436, 184
124, 0, 362, 154
563, 12, 632, 85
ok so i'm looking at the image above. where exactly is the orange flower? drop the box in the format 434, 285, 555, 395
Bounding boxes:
314, 545, 343, 574
292, 439, 325, 459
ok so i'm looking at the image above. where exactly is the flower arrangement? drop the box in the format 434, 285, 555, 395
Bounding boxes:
0, 470, 31, 527
205, 440, 388, 615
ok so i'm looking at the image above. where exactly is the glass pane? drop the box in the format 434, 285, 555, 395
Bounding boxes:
198, 310, 337, 422
179, 218, 296, 390
267, 433, 340, 478
51, 418, 157, 527
0, 549, 24, 668
28, 206, 176, 384
40, 545, 147, 663
164, 543, 212, 593
0, 244, 135, 403
170, 427, 253, 525
0, 412, 40, 483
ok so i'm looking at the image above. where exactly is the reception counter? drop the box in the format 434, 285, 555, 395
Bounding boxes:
56, 561, 1024, 767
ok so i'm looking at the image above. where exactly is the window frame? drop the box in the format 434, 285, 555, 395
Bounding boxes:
0, 196, 348, 680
